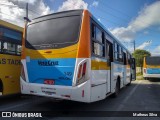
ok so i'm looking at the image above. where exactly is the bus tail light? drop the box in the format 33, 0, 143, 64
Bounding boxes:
78, 64, 82, 79
21, 64, 26, 81
82, 62, 87, 76
76, 62, 87, 85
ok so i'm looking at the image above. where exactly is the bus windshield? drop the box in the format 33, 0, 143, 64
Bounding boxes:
26, 15, 82, 50
146, 57, 160, 65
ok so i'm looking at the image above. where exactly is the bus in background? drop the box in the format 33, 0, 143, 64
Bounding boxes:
21, 10, 136, 103
0, 20, 22, 96
143, 56, 160, 80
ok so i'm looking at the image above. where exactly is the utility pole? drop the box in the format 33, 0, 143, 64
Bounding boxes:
26, 3, 28, 22
133, 40, 135, 51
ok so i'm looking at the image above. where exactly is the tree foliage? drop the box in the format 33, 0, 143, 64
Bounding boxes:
132, 49, 151, 67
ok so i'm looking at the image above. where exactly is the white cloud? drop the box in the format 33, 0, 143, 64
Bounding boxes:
0, 0, 52, 27
58, 0, 88, 12
136, 40, 152, 49
91, 1, 99, 7
110, 1, 160, 42
152, 46, 160, 56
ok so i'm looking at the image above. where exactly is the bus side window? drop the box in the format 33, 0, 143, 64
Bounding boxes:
91, 23, 95, 38
91, 22, 105, 58
119, 47, 123, 62
127, 53, 131, 65
123, 52, 127, 65
3, 42, 16, 55
16, 45, 22, 55
3, 42, 8, 53
105, 42, 109, 58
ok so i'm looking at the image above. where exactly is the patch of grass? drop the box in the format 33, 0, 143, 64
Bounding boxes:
136, 76, 144, 80
136, 72, 143, 76
136, 72, 144, 80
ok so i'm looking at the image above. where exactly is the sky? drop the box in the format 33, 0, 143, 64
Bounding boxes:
0, 0, 160, 55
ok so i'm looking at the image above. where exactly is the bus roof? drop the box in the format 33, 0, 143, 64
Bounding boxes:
0, 19, 23, 32
29, 9, 131, 55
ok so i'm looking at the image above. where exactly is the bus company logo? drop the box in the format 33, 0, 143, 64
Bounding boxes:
2, 112, 11, 117
38, 60, 59, 66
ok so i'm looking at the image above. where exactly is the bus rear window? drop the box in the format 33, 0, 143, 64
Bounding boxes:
26, 15, 82, 49
146, 57, 160, 65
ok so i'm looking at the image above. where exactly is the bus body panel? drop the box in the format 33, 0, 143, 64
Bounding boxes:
26, 58, 76, 86
0, 54, 21, 95
90, 57, 110, 102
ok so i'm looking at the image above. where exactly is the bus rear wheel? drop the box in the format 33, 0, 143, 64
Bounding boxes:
144, 77, 148, 80
112, 79, 120, 98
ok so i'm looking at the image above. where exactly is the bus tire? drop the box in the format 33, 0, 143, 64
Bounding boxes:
0, 80, 3, 95
112, 78, 120, 98
144, 77, 148, 80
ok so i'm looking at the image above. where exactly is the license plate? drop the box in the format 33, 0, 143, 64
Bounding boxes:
44, 80, 54, 85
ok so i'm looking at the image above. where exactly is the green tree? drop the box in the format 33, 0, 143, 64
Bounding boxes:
132, 49, 151, 67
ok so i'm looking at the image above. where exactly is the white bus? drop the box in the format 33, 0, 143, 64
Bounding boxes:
21, 10, 136, 103
143, 56, 160, 79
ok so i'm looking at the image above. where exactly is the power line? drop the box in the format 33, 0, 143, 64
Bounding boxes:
93, 0, 160, 34
0, 12, 24, 21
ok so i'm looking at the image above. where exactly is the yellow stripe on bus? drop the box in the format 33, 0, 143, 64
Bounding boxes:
146, 65, 160, 68
25, 43, 78, 59
91, 60, 110, 70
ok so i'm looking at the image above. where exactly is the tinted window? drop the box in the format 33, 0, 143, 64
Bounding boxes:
4, 28, 22, 41
146, 57, 160, 65
92, 42, 104, 57
0, 26, 22, 41
91, 23, 96, 38
26, 15, 82, 50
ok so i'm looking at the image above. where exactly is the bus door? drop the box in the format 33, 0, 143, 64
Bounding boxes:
106, 40, 113, 93
131, 58, 136, 80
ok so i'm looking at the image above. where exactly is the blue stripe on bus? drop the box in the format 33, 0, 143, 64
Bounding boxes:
147, 68, 160, 74
26, 58, 76, 86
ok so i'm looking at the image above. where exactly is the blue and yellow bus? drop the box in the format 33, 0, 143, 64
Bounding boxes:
0, 20, 22, 96
21, 10, 136, 102
143, 56, 160, 79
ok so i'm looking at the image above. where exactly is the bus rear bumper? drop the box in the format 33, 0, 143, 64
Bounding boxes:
20, 78, 91, 103
143, 74, 160, 78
